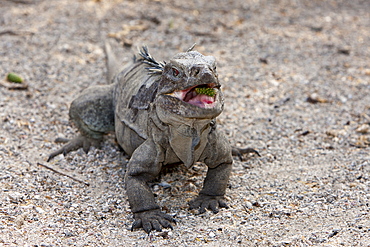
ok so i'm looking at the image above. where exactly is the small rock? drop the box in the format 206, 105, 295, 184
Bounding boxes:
8, 192, 23, 202
280, 240, 291, 245
157, 231, 169, 239
63, 231, 74, 237
310, 26, 323, 32
152, 185, 160, 192
244, 201, 253, 210
337, 48, 350, 55
184, 182, 197, 192
158, 181, 171, 189
34, 206, 45, 214
259, 58, 268, 64
307, 93, 329, 104
15, 213, 27, 229
328, 229, 340, 238
356, 124, 369, 134
177, 212, 188, 218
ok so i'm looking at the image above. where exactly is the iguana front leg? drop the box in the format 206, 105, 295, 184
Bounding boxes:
190, 130, 233, 214
125, 139, 175, 233
189, 162, 232, 213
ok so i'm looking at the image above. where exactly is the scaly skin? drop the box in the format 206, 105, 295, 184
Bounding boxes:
48, 43, 236, 233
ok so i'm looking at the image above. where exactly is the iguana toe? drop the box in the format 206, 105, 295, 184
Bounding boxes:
189, 194, 229, 214
47, 134, 101, 162
131, 209, 175, 233
232, 147, 260, 161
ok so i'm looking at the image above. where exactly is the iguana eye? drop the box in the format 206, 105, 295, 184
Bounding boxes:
172, 68, 179, 77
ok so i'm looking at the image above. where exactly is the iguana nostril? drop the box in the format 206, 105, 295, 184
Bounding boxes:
191, 66, 201, 77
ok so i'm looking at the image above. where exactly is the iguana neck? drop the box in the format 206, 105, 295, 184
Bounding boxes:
154, 106, 212, 168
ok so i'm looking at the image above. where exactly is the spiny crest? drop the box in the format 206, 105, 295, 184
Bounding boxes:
186, 43, 196, 52
138, 46, 165, 75
138, 45, 197, 75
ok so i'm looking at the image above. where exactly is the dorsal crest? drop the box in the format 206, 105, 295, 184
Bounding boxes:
137, 44, 198, 75
137, 46, 165, 75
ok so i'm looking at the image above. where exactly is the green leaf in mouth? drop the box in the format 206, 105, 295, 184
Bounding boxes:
194, 87, 216, 97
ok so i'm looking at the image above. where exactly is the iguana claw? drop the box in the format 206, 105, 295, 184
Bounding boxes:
232, 147, 260, 161
47, 134, 101, 162
131, 209, 175, 233
189, 194, 229, 214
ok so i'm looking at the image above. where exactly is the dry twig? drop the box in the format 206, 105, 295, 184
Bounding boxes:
27, 161, 90, 186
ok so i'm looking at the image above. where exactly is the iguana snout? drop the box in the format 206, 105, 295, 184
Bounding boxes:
169, 83, 219, 109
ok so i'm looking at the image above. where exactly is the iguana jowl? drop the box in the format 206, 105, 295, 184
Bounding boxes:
48, 44, 233, 233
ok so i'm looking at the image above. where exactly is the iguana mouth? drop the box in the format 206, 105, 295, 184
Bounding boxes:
168, 83, 219, 109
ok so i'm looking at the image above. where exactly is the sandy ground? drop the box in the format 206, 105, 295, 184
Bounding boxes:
1, 0, 369, 246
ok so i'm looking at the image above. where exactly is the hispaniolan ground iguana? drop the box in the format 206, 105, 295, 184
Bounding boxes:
48, 43, 253, 233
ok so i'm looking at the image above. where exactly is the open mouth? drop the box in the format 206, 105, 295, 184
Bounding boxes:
167, 83, 219, 109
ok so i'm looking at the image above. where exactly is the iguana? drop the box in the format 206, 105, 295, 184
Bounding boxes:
48, 43, 253, 233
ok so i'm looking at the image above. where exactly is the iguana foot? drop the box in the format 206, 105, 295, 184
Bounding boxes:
131, 209, 175, 233
47, 134, 101, 162
189, 194, 229, 214
232, 147, 260, 161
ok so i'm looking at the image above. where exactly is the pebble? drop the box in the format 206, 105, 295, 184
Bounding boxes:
244, 201, 253, 209
158, 181, 171, 188
184, 182, 197, 192
356, 124, 369, 134
15, 213, 27, 229
7, 192, 23, 202
153, 185, 160, 192
35, 206, 46, 214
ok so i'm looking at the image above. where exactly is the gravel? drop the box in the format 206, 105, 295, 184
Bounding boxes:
1, 0, 369, 246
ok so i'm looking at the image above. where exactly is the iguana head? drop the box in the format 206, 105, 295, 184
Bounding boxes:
158, 50, 224, 119
161, 51, 219, 105
138, 46, 224, 119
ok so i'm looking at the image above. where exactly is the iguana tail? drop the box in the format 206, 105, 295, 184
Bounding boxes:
104, 42, 120, 83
